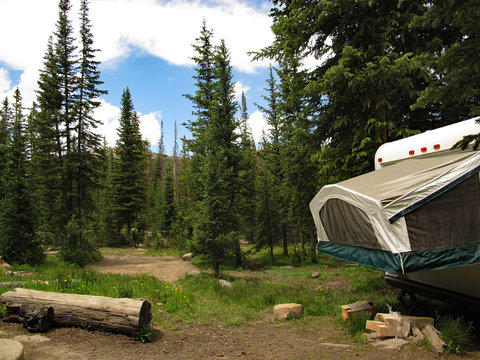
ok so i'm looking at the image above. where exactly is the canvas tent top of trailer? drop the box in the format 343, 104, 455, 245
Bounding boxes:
310, 117, 480, 276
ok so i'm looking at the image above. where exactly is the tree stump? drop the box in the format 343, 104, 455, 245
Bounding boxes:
1, 288, 152, 336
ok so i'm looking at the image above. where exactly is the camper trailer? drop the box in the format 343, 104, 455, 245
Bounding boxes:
310, 117, 480, 307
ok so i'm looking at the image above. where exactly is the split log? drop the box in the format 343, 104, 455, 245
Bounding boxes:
366, 313, 434, 338
341, 300, 375, 321
0, 288, 152, 336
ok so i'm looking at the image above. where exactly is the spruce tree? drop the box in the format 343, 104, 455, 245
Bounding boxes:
54, 0, 79, 224
0, 89, 44, 265
0, 98, 12, 199
255, 66, 288, 255
73, 0, 107, 220
186, 30, 240, 276
158, 161, 175, 237
255, 137, 277, 265
112, 88, 148, 245
237, 91, 256, 259
31, 36, 64, 239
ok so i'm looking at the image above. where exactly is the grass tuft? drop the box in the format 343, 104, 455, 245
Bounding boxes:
437, 315, 474, 354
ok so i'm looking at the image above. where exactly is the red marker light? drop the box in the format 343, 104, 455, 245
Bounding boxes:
421, 147, 427, 152
409, 150, 415, 155
433, 144, 440, 149
378, 158, 383, 163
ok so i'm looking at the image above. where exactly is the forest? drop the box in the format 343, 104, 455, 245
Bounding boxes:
0, 0, 478, 276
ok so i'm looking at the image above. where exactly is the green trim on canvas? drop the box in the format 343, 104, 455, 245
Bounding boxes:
317, 242, 480, 273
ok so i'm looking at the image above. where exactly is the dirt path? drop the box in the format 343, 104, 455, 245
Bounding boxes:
89, 251, 196, 282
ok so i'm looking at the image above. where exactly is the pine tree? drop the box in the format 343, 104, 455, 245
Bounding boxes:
158, 161, 175, 237
0, 98, 12, 199
112, 88, 148, 245
31, 36, 64, 238
186, 30, 240, 277
73, 0, 107, 220
0, 89, 44, 265
237, 91, 256, 256
255, 66, 288, 256
255, 137, 277, 265
257, 0, 432, 181
54, 0, 79, 225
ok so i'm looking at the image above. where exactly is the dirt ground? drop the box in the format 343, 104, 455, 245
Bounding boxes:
1, 250, 479, 359
88, 250, 196, 282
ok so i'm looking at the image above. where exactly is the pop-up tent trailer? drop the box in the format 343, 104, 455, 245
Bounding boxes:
310, 118, 480, 302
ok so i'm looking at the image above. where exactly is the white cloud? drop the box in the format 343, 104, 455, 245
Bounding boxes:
234, 80, 250, 101
248, 110, 271, 144
139, 111, 161, 147
0, 0, 272, 74
89, 0, 273, 73
95, 99, 120, 146
0, 0, 273, 143
0, 68, 12, 93
94, 99, 161, 149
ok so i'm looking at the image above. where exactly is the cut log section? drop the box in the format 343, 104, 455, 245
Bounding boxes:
0, 288, 152, 336
341, 300, 375, 321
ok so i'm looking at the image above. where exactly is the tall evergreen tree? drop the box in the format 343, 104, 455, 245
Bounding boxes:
237, 91, 256, 253
255, 65, 288, 255
158, 161, 175, 237
0, 89, 44, 265
186, 31, 240, 276
31, 36, 64, 238
0, 98, 12, 199
54, 0, 79, 224
255, 133, 278, 265
73, 0, 107, 221
414, 0, 480, 122
112, 88, 148, 245
258, 0, 432, 181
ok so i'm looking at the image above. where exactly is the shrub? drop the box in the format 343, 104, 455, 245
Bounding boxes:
437, 315, 474, 353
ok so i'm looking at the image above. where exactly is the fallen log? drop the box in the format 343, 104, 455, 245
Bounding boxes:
0, 288, 152, 336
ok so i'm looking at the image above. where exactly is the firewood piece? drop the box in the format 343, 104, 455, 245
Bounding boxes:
341, 300, 375, 321
367, 313, 436, 339
366, 320, 395, 337
18, 304, 54, 332
1, 288, 152, 336
420, 324, 446, 353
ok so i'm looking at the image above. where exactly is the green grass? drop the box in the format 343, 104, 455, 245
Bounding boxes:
0, 248, 400, 334
437, 315, 475, 353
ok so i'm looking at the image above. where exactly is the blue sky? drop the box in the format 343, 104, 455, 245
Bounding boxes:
0, 0, 277, 154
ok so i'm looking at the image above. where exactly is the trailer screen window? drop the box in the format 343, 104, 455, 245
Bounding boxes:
405, 174, 480, 251
320, 199, 380, 249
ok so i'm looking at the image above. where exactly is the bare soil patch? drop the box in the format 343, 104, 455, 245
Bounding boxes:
89, 252, 195, 282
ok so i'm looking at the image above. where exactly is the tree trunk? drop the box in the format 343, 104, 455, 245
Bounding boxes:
269, 242, 275, 265
213, 251, 220, 278
309, 217, 317, 264
298, 217, 305, 261
234, 239, 242, 267
1, 288, 152, 337
282, 222, 288, 256
127, 222, 133, 246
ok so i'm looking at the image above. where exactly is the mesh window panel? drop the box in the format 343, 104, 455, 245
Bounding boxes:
320, 199, 381, 249
406, 175, 480, 251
